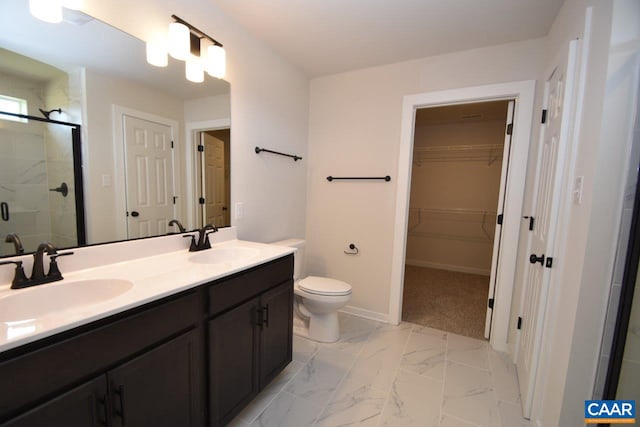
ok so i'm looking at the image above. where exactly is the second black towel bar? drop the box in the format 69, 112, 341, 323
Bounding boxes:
327, 176, 391, 182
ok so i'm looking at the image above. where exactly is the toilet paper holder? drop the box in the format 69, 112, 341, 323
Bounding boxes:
344, 243, 359, 255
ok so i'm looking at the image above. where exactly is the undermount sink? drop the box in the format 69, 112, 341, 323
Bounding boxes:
189, 246, 260, 265
0, 279, 134, 323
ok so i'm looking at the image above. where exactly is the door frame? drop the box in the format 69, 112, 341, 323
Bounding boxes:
184, 119, 231, 230
113, 105, 179, 241
389, 80, 536, 352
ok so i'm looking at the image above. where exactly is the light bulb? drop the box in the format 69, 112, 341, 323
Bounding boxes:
29, 0, 63, 23
206, 45, 226, 79
168, 22, 190, 61
186, 57, 204, 83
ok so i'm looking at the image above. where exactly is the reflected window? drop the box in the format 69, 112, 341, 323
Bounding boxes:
0, 94, 27, 123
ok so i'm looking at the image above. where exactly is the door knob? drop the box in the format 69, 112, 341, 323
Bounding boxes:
131, 211, 140, 217
529, 253, 545, 265
222, 206, 228, 211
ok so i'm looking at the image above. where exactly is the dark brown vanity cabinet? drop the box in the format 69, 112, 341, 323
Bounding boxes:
0, 291, 203, 427
2, 330, 199, 427
208, 256, 293, 426
0, 254, 294, 427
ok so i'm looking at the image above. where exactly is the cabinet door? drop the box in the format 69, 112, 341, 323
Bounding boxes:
1, 376, 108, 427
209, 297, 260, 426
259, 280, 293, 388
108, 329, 200, 427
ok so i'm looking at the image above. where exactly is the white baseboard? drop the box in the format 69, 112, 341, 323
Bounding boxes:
340, 305, 389, 324
405, 259, 490, 276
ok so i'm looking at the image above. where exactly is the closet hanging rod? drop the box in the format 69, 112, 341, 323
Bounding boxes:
255, 146, 302, 161
327, 176, 391, 182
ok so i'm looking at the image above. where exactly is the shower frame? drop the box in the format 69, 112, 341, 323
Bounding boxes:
0, 110, 86, 251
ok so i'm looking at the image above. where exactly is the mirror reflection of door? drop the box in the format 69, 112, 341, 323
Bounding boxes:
123, 115, 176, 239
198, 129, 230, 228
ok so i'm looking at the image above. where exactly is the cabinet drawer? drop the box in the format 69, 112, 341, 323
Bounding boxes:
0, 290, 200, 422
208, 255, 293, 317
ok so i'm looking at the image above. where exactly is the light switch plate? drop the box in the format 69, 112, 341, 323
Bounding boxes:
235, 202, 244, 220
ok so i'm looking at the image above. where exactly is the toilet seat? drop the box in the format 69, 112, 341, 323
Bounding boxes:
298, 276, 352, 296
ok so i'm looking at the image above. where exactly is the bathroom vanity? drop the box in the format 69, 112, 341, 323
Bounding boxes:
0, 230, 294, 427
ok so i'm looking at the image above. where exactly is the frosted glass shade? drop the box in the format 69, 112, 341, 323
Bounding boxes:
168, 22, 190, 60
29, 0, 63, 23
146, 41, 168, 67
206, 45, 226, 79
186, 57, 204, 83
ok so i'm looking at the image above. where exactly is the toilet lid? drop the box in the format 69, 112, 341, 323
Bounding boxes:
299, 276, 352, 296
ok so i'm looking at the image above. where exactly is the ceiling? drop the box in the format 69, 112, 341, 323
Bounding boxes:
211, 0, 565, 77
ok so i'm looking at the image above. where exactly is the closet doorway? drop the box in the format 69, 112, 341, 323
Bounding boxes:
402, 100, 513, 340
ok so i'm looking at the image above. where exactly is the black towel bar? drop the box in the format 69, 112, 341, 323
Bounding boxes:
326, 176, 391, 182
255, 146, 302, 161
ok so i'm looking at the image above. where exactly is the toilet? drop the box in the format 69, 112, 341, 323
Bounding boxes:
272, 239, 352, 343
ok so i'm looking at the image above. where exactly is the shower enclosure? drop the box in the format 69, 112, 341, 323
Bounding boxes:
0, 111, 85, 256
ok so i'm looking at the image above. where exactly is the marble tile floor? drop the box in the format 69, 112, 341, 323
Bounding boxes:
229, 313, 532, 427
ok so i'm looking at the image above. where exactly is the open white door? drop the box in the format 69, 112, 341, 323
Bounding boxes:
484, 100, 515, 339
199, 132, 227, 227
123, 115, 176, 239
516, 40, 579, 417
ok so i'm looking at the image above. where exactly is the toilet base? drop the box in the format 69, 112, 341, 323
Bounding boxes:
294, 311, 340, 343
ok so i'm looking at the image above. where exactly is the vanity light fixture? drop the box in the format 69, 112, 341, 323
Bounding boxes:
146, 15, 226, 81
29, 0, 83, 23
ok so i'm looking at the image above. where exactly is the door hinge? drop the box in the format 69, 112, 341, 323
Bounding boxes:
199, 197, 205, 205
517, 316, 523, 330
497, 214, 503, 225
541, 109, 548, 124
523, 216, 535, 230
488, 298, 494, 309
173, 196, 178, 205
506, 123, 513, 135
171, 140, 174, 149
545, 257, 553, 268
197, 145, 204, 152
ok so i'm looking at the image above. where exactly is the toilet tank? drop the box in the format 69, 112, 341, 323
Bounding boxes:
271, 239, 305, 280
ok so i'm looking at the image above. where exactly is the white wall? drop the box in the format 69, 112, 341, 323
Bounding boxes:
305, 39, 544, 319
184, 94, 231, 123
83, 69, 185, 243
84, 0, 310, 244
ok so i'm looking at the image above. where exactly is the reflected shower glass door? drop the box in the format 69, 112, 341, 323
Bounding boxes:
0, 111, 84, 256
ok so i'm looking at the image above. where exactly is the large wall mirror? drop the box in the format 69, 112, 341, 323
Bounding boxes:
0, 1, 231, 257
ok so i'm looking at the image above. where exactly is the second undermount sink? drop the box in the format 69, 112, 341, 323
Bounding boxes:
188, 246, 260, 265
0, 279, 134, 323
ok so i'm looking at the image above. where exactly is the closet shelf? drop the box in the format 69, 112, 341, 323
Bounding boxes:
413, 144, 503, 165
408, 207, 496, 242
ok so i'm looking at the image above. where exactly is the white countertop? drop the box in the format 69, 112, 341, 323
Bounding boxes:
0, 230, 294, 353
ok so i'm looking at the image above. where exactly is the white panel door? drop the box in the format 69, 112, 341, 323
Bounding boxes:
484, 100, 515, 339
516, 40, 578, 417
123, 115, 175, 239
201, 132, 226, 227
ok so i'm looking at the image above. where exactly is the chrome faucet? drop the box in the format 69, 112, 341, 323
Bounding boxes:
183, 224, 218, 252
5, 233, 24, 255
168, 219, 186, 233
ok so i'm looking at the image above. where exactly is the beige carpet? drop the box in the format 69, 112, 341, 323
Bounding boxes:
402, 265, 490, 340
